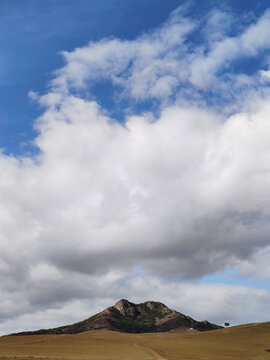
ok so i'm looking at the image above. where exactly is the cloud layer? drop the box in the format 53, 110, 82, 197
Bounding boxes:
1, 3, 270, 332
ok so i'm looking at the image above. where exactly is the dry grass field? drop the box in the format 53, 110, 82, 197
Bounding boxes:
0, 322, 270, 360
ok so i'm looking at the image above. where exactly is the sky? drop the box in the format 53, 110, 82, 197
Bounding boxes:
1, 0, 270, 334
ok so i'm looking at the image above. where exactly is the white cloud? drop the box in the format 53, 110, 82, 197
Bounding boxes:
1, 94, 270, 327
48, 7, 270, 105
189, 10, 270, 89
236, 245, 270, 280
260, 69, 270, 81
1, 4, 270, 332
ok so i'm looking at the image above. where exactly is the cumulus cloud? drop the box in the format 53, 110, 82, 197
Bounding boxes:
1, 4, 270, 331
1, 93, 270, 329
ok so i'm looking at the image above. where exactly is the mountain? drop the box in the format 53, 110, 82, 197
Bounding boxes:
10, 299, 222, 335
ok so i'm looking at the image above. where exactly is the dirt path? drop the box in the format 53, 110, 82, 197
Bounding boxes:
134, 342, 168, 360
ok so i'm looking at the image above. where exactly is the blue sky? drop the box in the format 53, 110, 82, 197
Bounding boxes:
1, 0, 270, 333
1, 0, 268, 155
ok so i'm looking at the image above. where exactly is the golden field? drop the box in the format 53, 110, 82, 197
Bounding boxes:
0, 322, 270, 360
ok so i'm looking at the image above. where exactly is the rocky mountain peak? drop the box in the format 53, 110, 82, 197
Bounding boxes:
114, 299, 139, 317
144, 301, 170, 313
113, 299, 170, 317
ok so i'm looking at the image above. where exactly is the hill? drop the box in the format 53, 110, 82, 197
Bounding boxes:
9, 299, 221, 335
2, 322, 270, 359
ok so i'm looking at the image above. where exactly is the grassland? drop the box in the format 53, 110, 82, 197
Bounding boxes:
0, 322, 270, 360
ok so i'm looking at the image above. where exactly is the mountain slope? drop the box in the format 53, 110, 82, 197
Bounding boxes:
10, 299, 222, 335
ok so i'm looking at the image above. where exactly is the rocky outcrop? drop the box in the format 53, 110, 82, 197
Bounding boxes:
9, 299, 222, 335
